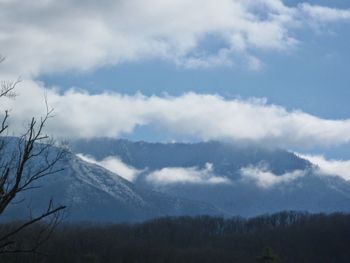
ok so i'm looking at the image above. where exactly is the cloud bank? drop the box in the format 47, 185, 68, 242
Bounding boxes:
240, 165, 306, 189
77, 152, 350, 188
298, 154, 350, 181
146, 163, 230, 185
77, 154, 230, 185
0, 0, 350, 75
77, 154, 141, 182
1, 82, 350, 149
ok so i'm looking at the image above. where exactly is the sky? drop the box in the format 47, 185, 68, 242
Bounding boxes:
1, 0, 350, 163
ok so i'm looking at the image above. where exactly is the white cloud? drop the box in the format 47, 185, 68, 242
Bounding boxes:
240, 165, 306, 189
299, 3, 350, 23
2, 81, 350, 148
146, 163, 230, 185
298, 154, 350, 181
77, 154, 141, 182
0, 0, 349, 75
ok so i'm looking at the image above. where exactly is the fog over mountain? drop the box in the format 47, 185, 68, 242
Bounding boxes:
1, 0, 350, 261
1, 138, 222, 223
2, 137, 350, 222
70, 139, 350, 218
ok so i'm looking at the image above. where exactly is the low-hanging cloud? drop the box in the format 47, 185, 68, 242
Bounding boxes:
0, 0, 350, 75
240, 165, 306, 189
2, 81, 350, 149
77, 154, 141, 182
146, 163, 230, 185
298, 154, 350, 181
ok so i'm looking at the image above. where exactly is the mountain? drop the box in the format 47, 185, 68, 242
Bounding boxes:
1, 138, 223, 222
71, 139, 310, 175
71, 139, 350, 217
4, 137, 350, 222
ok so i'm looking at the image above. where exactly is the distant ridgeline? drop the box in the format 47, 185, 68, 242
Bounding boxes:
71, 139, 350, 218
2, 137, 350, 222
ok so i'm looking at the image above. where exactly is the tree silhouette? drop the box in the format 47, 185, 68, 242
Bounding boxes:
0, 56, 66, 254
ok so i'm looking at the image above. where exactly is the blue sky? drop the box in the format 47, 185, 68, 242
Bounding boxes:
40, 24, 350, 119
1, 0, 350, 160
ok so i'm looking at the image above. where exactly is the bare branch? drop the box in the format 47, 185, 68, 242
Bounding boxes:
0, 110, 9, 134
0, 205, 65, 245
0, 78, 19, 98
0, 62, 66, 255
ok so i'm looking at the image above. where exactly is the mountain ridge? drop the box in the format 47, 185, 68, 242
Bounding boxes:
1, 137, 224, 222
71, 138, 350, 217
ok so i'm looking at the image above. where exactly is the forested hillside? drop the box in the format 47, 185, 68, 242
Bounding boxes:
1, 211, 349, 262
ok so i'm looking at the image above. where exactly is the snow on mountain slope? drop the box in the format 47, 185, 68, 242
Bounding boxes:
1, 138, 223, 222
70, 139, 350, 217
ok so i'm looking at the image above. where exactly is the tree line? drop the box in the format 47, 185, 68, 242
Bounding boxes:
1, 211, 350, 262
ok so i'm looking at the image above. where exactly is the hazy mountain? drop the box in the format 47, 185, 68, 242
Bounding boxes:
4, 137, 350, 223
1, 138, 223, 222
71, 139, 350, 217
71, 139, 309, 176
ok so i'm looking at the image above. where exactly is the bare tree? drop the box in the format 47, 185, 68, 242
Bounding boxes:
0, 56, 66, 254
